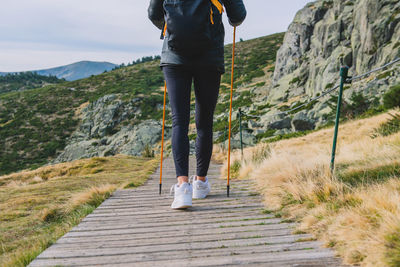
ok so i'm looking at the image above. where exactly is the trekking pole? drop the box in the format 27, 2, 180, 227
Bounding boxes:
159, 81, 167, 195
227, 26, 237, 197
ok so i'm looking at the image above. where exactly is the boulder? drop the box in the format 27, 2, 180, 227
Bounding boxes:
291, 111, 315, 131
234, 130, 256, 146
52, 120, 163, 163
268, 117, 292, 130
248, 119, 260, 129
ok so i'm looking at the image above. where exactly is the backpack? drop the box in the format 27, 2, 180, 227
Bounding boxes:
161, 0, 224, 56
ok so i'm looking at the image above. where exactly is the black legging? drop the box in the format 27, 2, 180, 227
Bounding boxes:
162, 65, 221, 177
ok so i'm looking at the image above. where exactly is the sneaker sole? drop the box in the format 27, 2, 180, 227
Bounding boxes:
193, 195, 207, 199
193, 191, 210, 199
172, 205, 192, 210
171, 201, 192, 209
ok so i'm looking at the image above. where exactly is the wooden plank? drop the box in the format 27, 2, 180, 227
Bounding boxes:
53, 227, 300, 246
30, 248, 341, 267
28, 241, 328, 266
63, 223, 297, 239
77, 214, 274, 227
68, 218, 285, 234
35, 234, 315, 258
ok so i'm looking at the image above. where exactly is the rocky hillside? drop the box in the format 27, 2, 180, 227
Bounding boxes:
257, 0, 400, 130
211, 0, 400, 151
0, 60, 165, 175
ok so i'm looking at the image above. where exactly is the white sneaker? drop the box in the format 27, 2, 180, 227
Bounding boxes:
170, 182, 192, 209
191, 175, 211, 199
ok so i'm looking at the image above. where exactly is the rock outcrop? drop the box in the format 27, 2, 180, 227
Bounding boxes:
51, 94, 167, 164
260, 0, 400, 130
271, 0, 400, 101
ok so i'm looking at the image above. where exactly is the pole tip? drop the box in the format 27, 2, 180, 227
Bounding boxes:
159, 184, 162, 195
227, 185, 230, 197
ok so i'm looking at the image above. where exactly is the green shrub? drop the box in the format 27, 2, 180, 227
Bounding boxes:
42, 141, 63, 157
256, 129, 276, 142
338, 163, 400, 187
188, 133, 197, 141
348, 92, 371, 117
255, 81, 266, 87
326, 95, 351, 120
230, 160, 241, 178
383, 84, 400, 109
325, 83, 334, 89
377, 70, 393, 80
289, 77, 300, 85
141, 144, 155, 158
371, 112, 400, 138
385, 227, 400, 267
264, 130, 312, 143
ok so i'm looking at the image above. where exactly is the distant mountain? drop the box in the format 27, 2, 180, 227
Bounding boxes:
0, 61, 118, 81
36, 61, 118, 81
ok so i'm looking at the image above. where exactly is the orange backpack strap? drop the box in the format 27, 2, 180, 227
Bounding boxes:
163, 23, 167, 37
210, 0, 224, 14
210, 0, 224, 24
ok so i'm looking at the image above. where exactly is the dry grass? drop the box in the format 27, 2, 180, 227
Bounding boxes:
217, 110, 400, 266
0, 154, 159, 267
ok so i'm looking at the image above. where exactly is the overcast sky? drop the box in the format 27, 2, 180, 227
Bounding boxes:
0, 0, 313, 72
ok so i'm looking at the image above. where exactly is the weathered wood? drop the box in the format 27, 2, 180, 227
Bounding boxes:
64, 222, 297, 238
27, 242, 334, 267
28, 156, 348, 267
57, 228, 295, 245
75, 214, 275, 228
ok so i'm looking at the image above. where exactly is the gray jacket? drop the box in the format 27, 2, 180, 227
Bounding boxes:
148, 0, 246, 73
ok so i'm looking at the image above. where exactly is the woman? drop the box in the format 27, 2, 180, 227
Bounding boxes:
148, 0, 246, 209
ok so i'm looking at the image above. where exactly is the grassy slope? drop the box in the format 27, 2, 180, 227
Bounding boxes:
213, 33, 285, 135
0, 154, 159, 267
0, 33, 285, 176
0, 60, 164, 175
215, 110, 400, 266
0, 72, 63, 94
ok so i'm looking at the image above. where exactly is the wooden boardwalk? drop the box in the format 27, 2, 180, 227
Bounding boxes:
29, 156, 347, 267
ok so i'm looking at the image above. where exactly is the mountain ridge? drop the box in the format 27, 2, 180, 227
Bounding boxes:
0, 61, 117, 81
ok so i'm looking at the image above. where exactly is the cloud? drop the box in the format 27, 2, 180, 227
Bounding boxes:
0, 0, 313, 72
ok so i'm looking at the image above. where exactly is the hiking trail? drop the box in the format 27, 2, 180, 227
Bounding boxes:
28, 156, 348, 267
